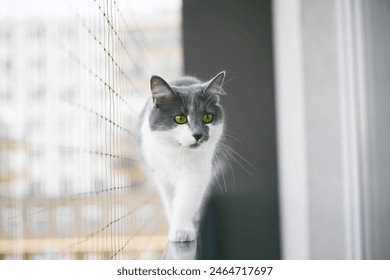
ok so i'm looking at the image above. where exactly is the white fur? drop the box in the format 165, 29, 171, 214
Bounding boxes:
141, 104, 223, 242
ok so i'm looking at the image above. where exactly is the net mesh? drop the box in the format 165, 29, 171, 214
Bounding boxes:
0, 0, 182, 259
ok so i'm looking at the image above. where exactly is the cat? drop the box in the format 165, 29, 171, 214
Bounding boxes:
140, 71, 226, 242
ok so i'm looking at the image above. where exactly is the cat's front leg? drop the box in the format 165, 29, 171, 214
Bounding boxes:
169, 224, 196, 242
169, 175, 209, 242
153, 173, 173, 223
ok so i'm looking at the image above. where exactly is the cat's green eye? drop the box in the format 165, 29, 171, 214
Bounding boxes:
202, 113, 213, 124
174, 115, 187, 124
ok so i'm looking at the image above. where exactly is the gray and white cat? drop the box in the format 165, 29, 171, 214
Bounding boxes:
140, 71, 226, 242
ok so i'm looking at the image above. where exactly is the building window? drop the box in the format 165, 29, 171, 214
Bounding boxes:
1, 207, 21, 236
0, 29, 11, 42
60, 178, 73, 196
94, 178, 105, 192
28, 146, 44, 162
0, 59, 12, 72
30, 56, 45, 72
82, 205, 100, 233
59, 86, 76, 102
0, 88, 12, 101
0, 154, 11, 174
56, 206, 76, 235
30, 85, 46, 101
29, 180, 43, 197
28, 25, 45, 40
26, 119, 44, 135
28, 206, 49, 235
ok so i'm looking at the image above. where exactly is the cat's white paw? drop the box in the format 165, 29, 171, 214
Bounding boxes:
168, 226, 196, 242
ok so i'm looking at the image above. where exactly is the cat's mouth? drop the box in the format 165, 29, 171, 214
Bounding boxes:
178, 142, 201, 149
188, 143, 200, 149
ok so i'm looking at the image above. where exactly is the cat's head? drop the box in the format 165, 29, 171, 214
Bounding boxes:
148, 71, 226, 150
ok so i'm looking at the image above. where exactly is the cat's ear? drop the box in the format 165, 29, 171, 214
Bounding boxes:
150, 75, 174, 107
204, 71, 226, 95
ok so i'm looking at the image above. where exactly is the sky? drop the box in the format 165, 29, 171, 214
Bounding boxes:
0, 0, 181, 20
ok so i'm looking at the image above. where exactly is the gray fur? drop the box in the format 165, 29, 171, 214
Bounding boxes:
148, 72, 226, 143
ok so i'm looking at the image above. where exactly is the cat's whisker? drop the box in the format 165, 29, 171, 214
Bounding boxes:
216, 145, 236, 193
212, 162, 225, 194
220, 76, 237, 86
219, 142, 260, 174
217, 143, 258, 180
222, 133, 243, 147
208, 147, 224, 194
209, 150, 223, 193
214, 149, 227, 193
223, 129, 244, 146
220, 148, 256, 179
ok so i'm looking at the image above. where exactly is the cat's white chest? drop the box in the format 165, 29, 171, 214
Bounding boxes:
142, 127, 211, 183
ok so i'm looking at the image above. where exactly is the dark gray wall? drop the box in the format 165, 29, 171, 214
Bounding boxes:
362, 0, 390, 260
182, 0, 280, 259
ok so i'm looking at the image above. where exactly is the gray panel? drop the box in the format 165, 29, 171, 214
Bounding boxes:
182, 0, 280, 259
363, 0, 390, 260
183, 0, 277, 193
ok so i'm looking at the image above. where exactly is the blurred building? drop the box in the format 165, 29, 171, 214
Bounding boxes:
0, 0, 182, 259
